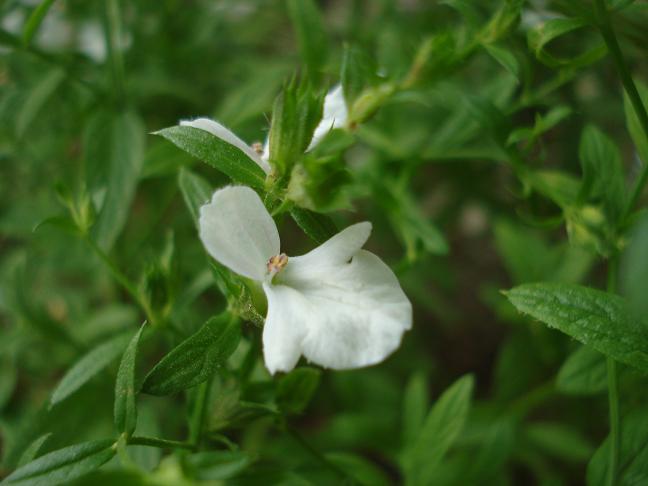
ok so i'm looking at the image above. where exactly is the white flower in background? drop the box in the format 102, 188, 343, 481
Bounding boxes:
199, 186, 412, 374
181, 85, 348, 174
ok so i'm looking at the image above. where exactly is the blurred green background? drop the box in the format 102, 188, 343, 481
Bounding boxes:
2, 0, 648, 484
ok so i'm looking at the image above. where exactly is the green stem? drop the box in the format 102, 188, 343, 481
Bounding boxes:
128, 436, 194, 451
606, 257, 621, 486
188, 380, 211, 448
83, 235, 155, 324
594, 0, 648, 217
105, 0, 126, 102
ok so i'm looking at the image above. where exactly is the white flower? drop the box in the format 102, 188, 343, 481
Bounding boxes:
199, 185, 412, 374
181, 85, 348, 175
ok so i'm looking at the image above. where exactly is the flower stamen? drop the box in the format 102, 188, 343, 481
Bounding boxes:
267, 253, 288, 277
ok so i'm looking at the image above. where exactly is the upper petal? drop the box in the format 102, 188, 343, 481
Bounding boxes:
181, 118, 271, 174
199, 186, 279, 281
282, 222, 372, 282
307, 85, 348, 151
279, 249, 412, 370
262, 283, 308, 375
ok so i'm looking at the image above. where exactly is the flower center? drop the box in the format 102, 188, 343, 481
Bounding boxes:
267, 253, 288, 277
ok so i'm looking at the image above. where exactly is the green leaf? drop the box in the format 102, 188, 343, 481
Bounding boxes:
527, 17, 606, 69
525, 422, 594, 463
17, 434, 52, 468
483, 44, 519, 81
556, 345, 608, 395
2, 439, 116, 486
154, 126, 266, 190
579, 124, 626, 221
402, 372, 429, 447
142, 314, 240, 395
276, 367, 321, 415
587, 410, 648, 485
50, 332, 132, 407
182, 451, 252, 480
621, 214, 648, 318
526, 170, 581, 209
289, 206, 337, 244
623, 81, 648, 165
326, 452, 390, 486
286, 0, 328, 81
341, 44, 379, 106
16, 68, 65, 138
504, 283, 648, 372
177, 167, 212, 227
85, 111, 145, 250
114, 323, 146, 437
403, 374, 474, 486
22, 0, 57, 47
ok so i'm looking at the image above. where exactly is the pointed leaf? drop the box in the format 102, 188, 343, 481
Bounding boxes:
50, 332, 132, 406
142, 314, 240, 395
155, 126, 266, 190
178, 167, 211, 227
290, 207, 337, 244
505, 283, 648, 372
556, 345, 607, 395
2, 439, 115, 486
114, 323, 146, 437
276, 367, 321, 415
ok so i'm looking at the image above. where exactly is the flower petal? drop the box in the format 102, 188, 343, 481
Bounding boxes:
283, 249, 412, 369
262, 283, 308, 374
282, 222, 372, 282
307, 85, 348, 151
199, 186, 279, 281
181, 118, 271, 174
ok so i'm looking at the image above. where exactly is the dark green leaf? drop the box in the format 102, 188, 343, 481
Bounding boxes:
276, 367, 321, 415
505, 283, 648, 372
525, 422, 593, 463
556, 345, 607, 395
326, 452, 390, 486
177, 167, 212, 227
114, 323, 146, 437
50, 332, 132, 407
142, 314, 240, 395
3, 439, 116, 486
341, 44, 379, 105
290, 207, 337, 244
403, 374, 474, 485
17, 434, 52, 468
154, 126, 266, 190
286, 0, 328, 81
483, 44, 519, 80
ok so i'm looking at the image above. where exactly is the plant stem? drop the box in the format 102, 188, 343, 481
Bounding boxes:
594, 0, 648, 217
83, 235, 155, 325
188, 380, 211, 448
128, 436, 194, 451
606, 257, 620, 486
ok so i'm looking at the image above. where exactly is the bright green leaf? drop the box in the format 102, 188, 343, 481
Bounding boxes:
505, 283, 648, 372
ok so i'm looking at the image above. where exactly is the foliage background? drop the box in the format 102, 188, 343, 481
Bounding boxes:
1, 0, 648, 484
